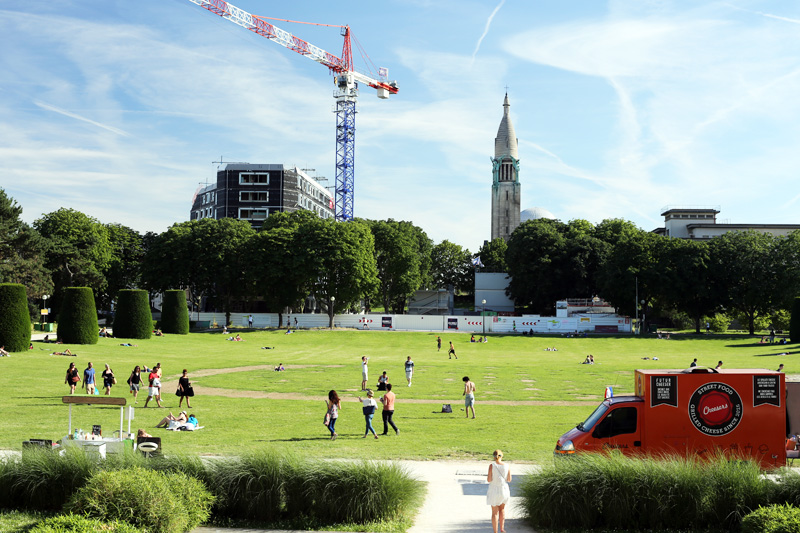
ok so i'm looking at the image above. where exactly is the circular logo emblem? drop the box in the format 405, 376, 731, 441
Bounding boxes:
688, 382, 743, 437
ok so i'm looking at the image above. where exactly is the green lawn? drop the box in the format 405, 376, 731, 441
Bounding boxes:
3, 330, 795, 463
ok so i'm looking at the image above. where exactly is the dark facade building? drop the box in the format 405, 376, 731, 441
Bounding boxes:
190, 164, 334, 229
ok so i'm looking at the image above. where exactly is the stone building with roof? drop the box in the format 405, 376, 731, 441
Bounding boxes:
652, 206, 800, 239
491, 94, 521, 241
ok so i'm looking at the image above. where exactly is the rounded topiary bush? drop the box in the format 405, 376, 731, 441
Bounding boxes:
112, 290, 152, 340
791, 297, 800, 343
742, 504, 800, 533
0, 283, 31, 352
66, 467, 213, 532
161, 289, 189, 334
58, 288, 98, 345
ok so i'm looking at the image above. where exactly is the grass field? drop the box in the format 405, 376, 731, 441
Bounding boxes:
2, 329, 795, 464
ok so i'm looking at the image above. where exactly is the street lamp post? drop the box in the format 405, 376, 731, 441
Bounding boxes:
482, 299, 486, 336
329, 296, 335, 330
42, 294, 50, 324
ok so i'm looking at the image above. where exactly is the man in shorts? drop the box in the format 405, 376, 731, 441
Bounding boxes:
448, 341, 458, 359
405, 356, 414, 386
463, 376, 476, 419
83, 362, 96, 395
361, 356, 369, 391
437, 336, 441, 351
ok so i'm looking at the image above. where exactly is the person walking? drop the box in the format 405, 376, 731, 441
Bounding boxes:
437, 336, 442, 351
405, 356, 414, 386
65, 362, 80, 395
101, 364, 115, 395
326, 390, 341, 440
83, 362, 96, 395
127, 365, 142, 404
177, 369, 194, 408
361, 356, 369, 391
448, 341, 458, 359
358, 389, 379, 439
463, 376, 476, 418
380, 384, 399, 435
248, 314, 254, 328
144, 365, 163, 408
486, 449, 512, 533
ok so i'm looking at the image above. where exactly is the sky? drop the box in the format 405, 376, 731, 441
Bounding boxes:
3, 0, 800, 252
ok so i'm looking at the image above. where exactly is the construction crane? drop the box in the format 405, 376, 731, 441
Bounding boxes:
185, 0, 398, 221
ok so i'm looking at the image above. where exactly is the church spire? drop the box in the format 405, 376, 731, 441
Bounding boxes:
495, 93, 518, 159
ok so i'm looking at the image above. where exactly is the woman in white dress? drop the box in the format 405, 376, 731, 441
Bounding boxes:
486, 449, 511, 533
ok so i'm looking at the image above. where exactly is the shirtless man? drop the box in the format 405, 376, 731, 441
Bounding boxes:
463, 376, 476, 419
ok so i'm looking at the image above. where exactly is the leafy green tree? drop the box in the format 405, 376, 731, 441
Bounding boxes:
99, 224, 144, 312
250, 210, 318, 327
35, 209, 111, 316
297, 219, 379, 328
142, 218, 255, 324
366, 219, 425, 313
0, 189, 53, 303
659, 239, 719, 334
58, 287, 98, 344
160, 289, 190, 334
477, 238, 508, 272
709, 231, 781, 335
113, 289, 152, 339
430, 240, 472, 293
0, 283, 31, 351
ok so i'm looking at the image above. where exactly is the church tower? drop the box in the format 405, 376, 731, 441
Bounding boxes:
491, 93, 521, 241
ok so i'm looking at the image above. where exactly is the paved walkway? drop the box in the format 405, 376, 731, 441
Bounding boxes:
193, 459, 536, 533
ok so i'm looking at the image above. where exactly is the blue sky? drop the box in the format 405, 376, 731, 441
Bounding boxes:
3, 0, 800, 252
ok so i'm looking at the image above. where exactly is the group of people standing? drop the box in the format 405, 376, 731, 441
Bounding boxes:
64, 362, 194, 409
64, 362, 116, 395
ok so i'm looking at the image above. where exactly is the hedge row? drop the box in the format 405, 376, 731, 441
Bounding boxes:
0, 447, 424, 530
112, 290, 151, 340
160, 289, 189, 334
57, 288, 97, 345
520, 452, 800, 531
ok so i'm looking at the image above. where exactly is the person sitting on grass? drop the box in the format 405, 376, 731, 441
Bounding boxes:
227, 334, 243, 341
0, 346, 10, 356
377, 371, 389, 391
137, 428, 153, 438
154, 329, 163, 336
274, 363, 285, 371
156, 411, 187, 428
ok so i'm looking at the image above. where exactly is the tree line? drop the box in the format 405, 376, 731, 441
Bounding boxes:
2, 187, 797, 333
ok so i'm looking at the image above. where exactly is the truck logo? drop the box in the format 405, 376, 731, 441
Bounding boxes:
688, 382, 743, 436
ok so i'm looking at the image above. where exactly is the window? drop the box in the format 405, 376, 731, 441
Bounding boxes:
592, 406, 638, 438
239, 208, 268, 220
240, 191, 268, 202
239, 173, 270, 185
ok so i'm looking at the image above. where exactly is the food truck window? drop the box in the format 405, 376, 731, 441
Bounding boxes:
592, 406, 638, 439
578, 403, 609, 432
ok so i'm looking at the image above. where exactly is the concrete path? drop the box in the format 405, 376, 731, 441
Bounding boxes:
193, 459, 536, 533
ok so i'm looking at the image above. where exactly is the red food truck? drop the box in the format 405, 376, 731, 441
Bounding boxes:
554, 367, 792, 468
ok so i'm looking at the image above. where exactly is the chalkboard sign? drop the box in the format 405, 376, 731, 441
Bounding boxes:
92, 425, 102, 436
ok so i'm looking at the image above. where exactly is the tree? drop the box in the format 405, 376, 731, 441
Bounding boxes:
249, 210, 318, 327
430, 240, 472, 293
113, 289, 152, 339
58, 287, 98, 344
0, 283, 31, 351
99, 224, 144, 312
35, 209, 111, 316
297, 219, 379, 328
476, 238, 508, 272
709, 231, 781, 335
161, 289, 190, 334
0, 189, 52, 303
142, 218, 255, 324
366, 219, 425, 313
659, 239, 719, 333
791, 297, 800, 343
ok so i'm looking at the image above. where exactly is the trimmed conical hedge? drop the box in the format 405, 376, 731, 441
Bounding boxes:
791, 297, 800, 343
59, 287, 98, 344
161, 290, 190, 334
0, 283, 31, 352
113, 290, 152, 340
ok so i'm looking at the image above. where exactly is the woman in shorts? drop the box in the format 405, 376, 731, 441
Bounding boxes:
127, 365, 142, 403
65, 362, 80, 394
144, 367, 162, 408
101, 364, 115, 395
